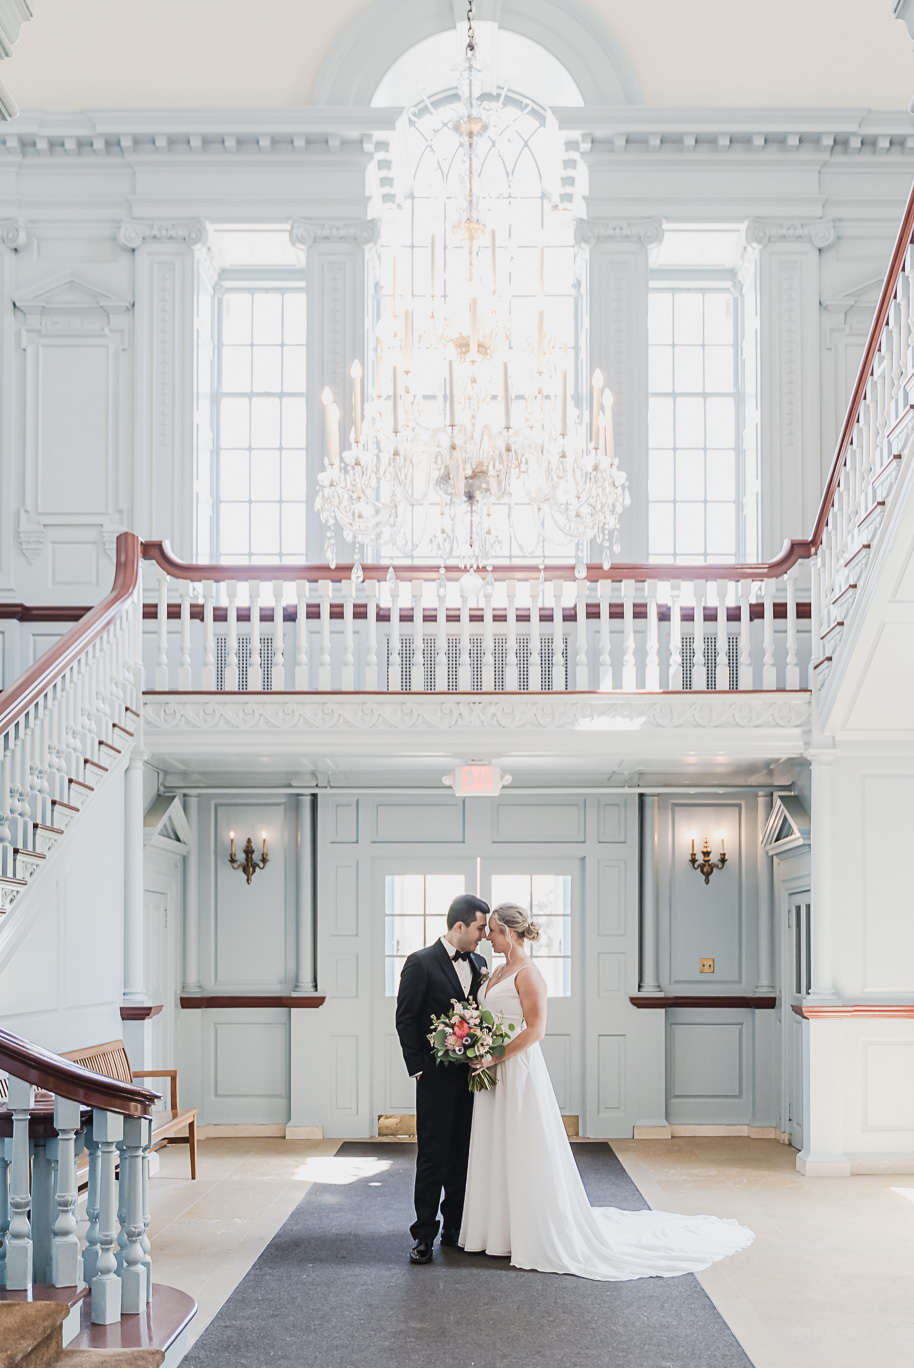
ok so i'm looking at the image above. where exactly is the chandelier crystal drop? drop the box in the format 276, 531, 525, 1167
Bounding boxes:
315, 1, 629, 582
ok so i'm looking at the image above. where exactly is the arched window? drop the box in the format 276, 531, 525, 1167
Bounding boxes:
373, 26, 583, 560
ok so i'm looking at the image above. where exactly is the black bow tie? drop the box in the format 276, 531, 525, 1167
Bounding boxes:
452, 949, 473, 962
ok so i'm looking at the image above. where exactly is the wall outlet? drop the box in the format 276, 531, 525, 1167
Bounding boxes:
699, 958, 715, 974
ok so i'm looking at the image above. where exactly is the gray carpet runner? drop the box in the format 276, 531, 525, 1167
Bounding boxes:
184, 1140, 752, 1368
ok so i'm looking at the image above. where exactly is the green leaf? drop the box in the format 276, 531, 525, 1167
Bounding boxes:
492, 1044, 506, 1057
465, 1046, 476, 1058
480, 1010, 495, 1025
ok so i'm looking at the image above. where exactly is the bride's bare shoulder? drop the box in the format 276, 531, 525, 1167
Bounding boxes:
516, 960, 547, 991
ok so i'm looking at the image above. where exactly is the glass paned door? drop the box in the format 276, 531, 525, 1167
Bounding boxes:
481, 859, 582, 1122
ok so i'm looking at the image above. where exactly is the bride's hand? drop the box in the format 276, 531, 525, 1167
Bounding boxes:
472, 1056, 496, 1073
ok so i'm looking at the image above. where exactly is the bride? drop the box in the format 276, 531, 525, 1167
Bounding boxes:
459, 902, 755, 1280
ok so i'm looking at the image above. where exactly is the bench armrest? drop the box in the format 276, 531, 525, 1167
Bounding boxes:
134, 1069, 178, 1109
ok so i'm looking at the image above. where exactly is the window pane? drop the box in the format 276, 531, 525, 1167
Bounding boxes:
222, 293, 252, 344
536, 958, 571, 997
220, 396, 250, 447
283, 346, 307, 393
250, 502, 280, 555
649, 397, 674, 448
426, 874, 467, 917
675, 503, 706, 555
649, 345, 672, 392
675, 449, 705, 500
386, 915, 426, 957
648, 291, 673, 344
387, 874, 424, 917
649, 503, 674, 556
283, 293, 307, 343
280, 503, 307, 555
251, 397, 280, 446
706, 397, 734, 448
704, 292, 733, 345
674, 346, 703, 393
281, 450, 307, 501
252, 346, 282, 393
533, 916, 570, 956
491, 874, 532, 910
282, 397, 307, 448
649, 450, 673, 500
251, 449, 280, 499
706, 450, 735, 501
252, 292, 282, 344
222, 346, 251, 392
706, 503, 736, 556
704, 345, 733, 393
220, 504, 249, 554
675, 397, 704, 447
674, 292, 702, 343
220, 450, 249, 501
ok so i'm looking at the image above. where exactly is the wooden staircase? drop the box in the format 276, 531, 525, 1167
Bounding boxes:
0, 1302, 163, 1366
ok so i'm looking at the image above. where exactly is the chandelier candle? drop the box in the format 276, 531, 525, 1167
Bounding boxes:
603, 389, 614, 461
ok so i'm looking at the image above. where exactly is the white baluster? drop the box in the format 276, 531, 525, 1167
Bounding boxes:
551, 578, 565, 692
645, 581, 659, 690
668, 581, 682, 691
810, 553, 821, 683
0, 741, 13, 877
483, 573, 495, 691
389, 573, 402, 693
906, 244, 914, 378
739, 580, 752, 690
785, 566, 799, 689
505, 581, 519, 691
598, 580, 613, 691
272, 581, 285, 690
529, 578, 542, 692
715, 579, 729, 691
622, 580, 636, 690
199, 582, 215, 690
249, 581, 263, 690
318, 581, 332, 691
119, 1116, 148, 1313
410, 581, 424, 692
435, 573, 448, 692
6, 1076, 34, 1290
178, 580, 193, 690
82, 1126, 101, 1285
342, 581, 356, 691
458, 589, 471, 691
575, 580, 589, 690
692, 583, 707, 690
295, 582, 309, 689
91, 1109, 123, 1324
365, 580, 379, 691
762, 579, 776, 689
0, 1139, 9, 1286
155, 569, 169, 690
51, 1096, 81, 1288
140, 1122, 152, 1303
225, 581, 239, 691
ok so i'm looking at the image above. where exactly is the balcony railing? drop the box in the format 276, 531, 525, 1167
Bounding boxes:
141, 542, 812, 696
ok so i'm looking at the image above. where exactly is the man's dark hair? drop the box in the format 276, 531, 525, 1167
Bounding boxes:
446, 893, 490, 930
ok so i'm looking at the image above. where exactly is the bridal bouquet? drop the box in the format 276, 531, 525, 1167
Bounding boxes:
428, 999, 516, 1093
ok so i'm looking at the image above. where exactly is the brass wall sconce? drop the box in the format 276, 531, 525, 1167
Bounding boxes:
229, 830, 269, 885
689, 834, 727, 885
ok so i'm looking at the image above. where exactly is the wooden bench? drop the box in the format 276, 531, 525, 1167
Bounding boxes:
61, 1039, 197, 1179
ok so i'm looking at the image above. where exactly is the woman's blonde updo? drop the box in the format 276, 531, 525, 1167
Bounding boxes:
492, 902, 541, 943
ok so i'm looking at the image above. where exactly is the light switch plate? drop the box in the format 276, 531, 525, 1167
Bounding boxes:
699, 958, 715, 974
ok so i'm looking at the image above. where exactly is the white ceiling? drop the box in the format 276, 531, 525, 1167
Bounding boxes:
5, 0, 914, 112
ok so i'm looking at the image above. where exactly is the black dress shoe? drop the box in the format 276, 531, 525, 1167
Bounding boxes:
410, 1239, 434, 1264
439, 1227, 460, 1247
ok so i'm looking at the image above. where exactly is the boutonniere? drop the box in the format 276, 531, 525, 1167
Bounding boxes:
478, 966, 490, 983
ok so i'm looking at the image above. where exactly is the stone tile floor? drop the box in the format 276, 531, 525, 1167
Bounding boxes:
148, 1136, 914, 1364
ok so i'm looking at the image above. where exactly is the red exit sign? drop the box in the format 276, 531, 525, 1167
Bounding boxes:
448, 764, 511, 797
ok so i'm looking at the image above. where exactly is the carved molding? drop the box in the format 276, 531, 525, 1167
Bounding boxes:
144, 694, 812, 734
13, 276, 132, 336
118, 220, 208, 250
745, 218, 837, 250
289, 219, 380, 250
16, 508, 44, 564
0, 218, 26, 250
576, 219, 664, 248
0, 0, 32, 60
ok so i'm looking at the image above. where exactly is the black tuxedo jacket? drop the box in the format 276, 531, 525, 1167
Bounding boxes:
395, 940, 487, 1079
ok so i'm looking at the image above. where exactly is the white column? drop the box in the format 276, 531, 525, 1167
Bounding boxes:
576, 219, 657, 561
182, 792, 201, 992
293, 795, 316, 994
638, 796, 663, 994
808, 751, 837, 1001
122, 754, 147, 1006
755, 791, 775, 994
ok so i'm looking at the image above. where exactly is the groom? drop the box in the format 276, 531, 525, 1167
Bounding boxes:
395, 892, 489, 1264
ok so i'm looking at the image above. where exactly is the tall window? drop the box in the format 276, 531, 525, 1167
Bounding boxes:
215, 287, 307, 563
648, 284, 740, 562
490, 873, 571, 997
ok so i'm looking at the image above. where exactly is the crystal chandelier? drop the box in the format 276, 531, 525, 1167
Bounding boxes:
315, 1, 629, 583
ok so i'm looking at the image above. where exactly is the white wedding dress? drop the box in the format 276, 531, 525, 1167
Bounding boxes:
459, 970, 754, 1281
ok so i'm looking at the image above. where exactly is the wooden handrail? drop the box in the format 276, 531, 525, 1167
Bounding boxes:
141, 537, 813, 584
0, 1026, 160, 1118
811, 176, 914, 551
0, 532, 140, 737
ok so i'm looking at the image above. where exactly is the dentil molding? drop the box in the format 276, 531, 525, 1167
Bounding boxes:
144, 693, 812, 734
575, 219, 664, 248
745, 218, 837, 250
118, 220, 208, 250
0, 217, 26, 249
289, 219, 380, 249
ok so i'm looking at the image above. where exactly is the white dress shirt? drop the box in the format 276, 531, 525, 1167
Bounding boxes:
440, 935, 472, 995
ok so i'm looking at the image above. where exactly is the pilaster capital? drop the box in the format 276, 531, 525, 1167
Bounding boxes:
117, 219, 208, 251
0, 217, 27, 251
575, 218, 664, 249
745, 218, 837, 250
289, 218, 380, 250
